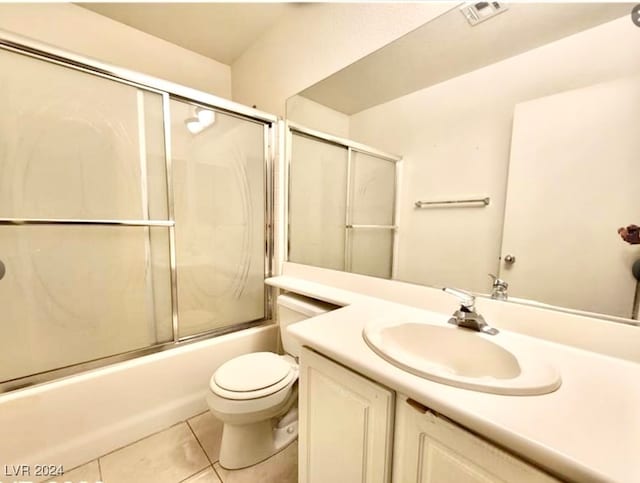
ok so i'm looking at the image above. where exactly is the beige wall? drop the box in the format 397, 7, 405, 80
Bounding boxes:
0, 3, 231, 98
349, 16, 640, 294
231, 2, 454, 116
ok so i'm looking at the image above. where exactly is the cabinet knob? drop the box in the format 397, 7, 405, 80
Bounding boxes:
503, 254, 516, 265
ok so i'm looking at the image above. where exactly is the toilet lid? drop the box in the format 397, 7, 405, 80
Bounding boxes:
214, 352, 293, 393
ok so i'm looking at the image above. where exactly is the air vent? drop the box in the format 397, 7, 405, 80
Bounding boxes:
460, 2, 508, 26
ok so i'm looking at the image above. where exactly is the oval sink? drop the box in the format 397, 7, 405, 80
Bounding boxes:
363, 320, 561, 395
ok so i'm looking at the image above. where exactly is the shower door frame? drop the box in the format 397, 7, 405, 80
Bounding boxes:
0, 30, 277, 393
285, 121, 402, 278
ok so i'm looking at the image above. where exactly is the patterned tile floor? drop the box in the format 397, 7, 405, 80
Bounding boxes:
41, 412, 297, 483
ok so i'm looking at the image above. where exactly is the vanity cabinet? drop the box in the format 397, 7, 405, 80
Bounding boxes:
299, 347, 560, 483
393, 395, 560, 483
298, 347, 395, 483
299, 347, 561, 482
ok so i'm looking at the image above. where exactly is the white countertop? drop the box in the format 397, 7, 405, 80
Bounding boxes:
267, 275, 640, 483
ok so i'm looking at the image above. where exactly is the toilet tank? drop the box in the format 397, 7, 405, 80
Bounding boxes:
277, 293, 337, 357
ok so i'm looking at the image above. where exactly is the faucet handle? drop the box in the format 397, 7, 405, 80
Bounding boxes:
442, 287, 475, 310
487, 273, 507, 286
488, 274, 508, 288
488, 274, 508, 301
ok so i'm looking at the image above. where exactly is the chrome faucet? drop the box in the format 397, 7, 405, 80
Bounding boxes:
488, 274, 508, 300
442, 287, 499, 335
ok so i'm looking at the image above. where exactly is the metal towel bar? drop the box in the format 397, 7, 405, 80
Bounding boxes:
0, 218, 174, 227
346, 224, 397, 229
414, 197, 490, 208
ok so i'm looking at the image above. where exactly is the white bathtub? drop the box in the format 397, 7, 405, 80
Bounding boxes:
0, 324, 277, 471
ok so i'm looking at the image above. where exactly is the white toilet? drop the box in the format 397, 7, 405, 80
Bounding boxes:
206, 293, 334, 469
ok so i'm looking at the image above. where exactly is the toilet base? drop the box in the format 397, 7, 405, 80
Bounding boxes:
219, 406, 298, 470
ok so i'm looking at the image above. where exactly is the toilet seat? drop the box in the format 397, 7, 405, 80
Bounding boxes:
211, 352, 297, 400
206, 295, 331, 470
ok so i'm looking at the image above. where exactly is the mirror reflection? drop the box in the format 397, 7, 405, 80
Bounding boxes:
287, 127, 399, 278
286, 2, 640, 323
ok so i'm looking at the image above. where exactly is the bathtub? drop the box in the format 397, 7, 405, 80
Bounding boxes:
0, 324, 277, 471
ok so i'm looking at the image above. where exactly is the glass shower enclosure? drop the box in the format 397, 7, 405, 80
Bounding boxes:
0, 32, 275, 392
287, 124, 400, 279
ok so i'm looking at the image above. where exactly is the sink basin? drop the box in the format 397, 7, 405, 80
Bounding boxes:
363, 320, 561, 395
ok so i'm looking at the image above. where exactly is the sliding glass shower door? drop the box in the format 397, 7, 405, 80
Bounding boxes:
170, 100, 266, 338
288, 127, 399, 279
0, 48, 174, 383
348, 150, 397, 279
0, 38, 273, 391
288, 133, 348, 270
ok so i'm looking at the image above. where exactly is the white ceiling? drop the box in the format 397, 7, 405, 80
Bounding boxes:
300, 3, 631, 114
78, 3, 300, 65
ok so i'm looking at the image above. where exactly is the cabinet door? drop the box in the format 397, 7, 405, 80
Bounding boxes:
299, 347, 395, 483
393, 396, 560, 483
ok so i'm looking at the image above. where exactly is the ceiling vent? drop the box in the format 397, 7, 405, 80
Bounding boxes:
460, 2, 508, 26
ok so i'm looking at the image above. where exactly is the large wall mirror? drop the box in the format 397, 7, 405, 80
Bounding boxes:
286, 2, 640, 325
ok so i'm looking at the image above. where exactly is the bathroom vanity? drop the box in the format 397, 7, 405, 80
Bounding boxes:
300, 346, 557, 482
266, 273, 640, 483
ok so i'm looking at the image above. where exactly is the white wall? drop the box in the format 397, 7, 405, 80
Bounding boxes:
0, 3, 231, 98
287, 95, 350, 138
232, 2, 454, 116
349, 16, 640, 294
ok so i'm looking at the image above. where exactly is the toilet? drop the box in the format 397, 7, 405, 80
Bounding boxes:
206, 293, 335, 469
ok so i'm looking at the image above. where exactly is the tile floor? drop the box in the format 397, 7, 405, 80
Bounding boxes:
42, 412, 297, 483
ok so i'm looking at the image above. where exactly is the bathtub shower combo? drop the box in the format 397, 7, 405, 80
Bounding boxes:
0, 31, 276, 394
